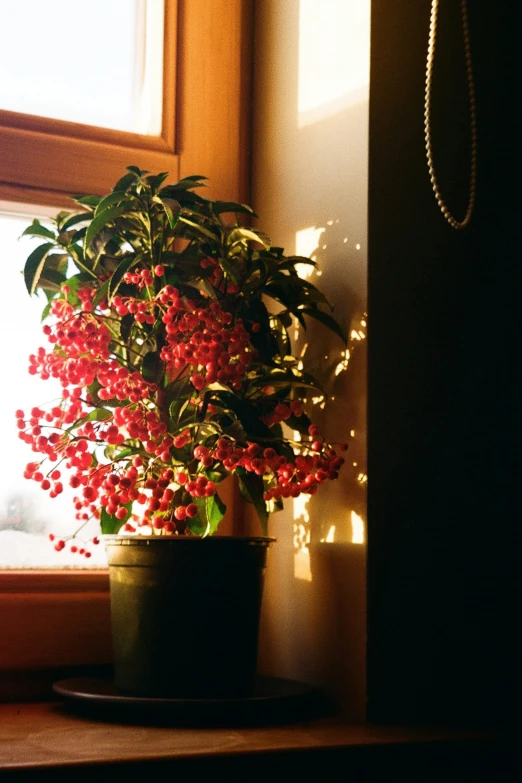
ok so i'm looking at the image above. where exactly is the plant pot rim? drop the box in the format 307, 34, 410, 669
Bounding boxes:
103, 535, 276, 545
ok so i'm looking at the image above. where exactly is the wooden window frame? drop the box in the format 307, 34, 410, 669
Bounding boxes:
0, 0, 253, 697
0, 0, 179, 209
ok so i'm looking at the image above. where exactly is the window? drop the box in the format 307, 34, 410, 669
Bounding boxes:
0, 1, 164, 135
0, 212, 108, 567
0, 0, 253, 690
0, 0, 178, 207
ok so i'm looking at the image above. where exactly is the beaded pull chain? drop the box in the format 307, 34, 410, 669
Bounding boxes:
424, 0, 477, 229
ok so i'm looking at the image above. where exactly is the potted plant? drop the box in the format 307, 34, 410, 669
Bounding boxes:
17, 167, 347, 698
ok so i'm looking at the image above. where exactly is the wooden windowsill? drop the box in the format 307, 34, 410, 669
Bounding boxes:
0, 701, 514, 779
0, 569, 109, 593
0, 570, 112, 675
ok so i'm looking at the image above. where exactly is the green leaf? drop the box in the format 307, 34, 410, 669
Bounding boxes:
126, 165, 145, 177
63, 272, 91, 298
85, 204, 127, 252
107, 254, 140, 301
23, 242, 54, 295
92, 279, 110, 309
74, 194, 101, 208
94, 191, 131, 217
40, 300, 53, 321
211, 391, 274, 440
164, 375, 192, 403
268, 494, 284, 513
21, 220, 56, 240
205, 465, 228, 484
156, 197, 181, 229
100, 501, 132, 534
37, 269, 67, 293
212, 201, 258, 218
226, 227, 268, 249
120, 313, 134, 343
142, 352, 163, 384
275, 310, 293, 328
222, 418, 247, 441
60, 211, 94, 231
87, 380, 103, 406
236, 471, 268, 535
144, 172, 169, 192
178, 215, 218, 242
56, 229, 78, 247
89, 228, 120, 269
247, 369, 325, 395
67, 243, 97, 278
64, 405, 113, 434
185, 515, 208, 536
242, 258, 269, 291
84, 407, 113, 422
219, 255, 244, 284
176, 175, 208, 189
191, 276, 217, 299
158, 190, 208, 212
262, 276, 330, 312
193, 493, 226, 536
169, 397, 191, 428
112, 172, 138, 192
100, 507, 121, 535
69, 407, 113, 432
299, 306, 347, 343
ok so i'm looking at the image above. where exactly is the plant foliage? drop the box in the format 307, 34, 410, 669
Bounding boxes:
17, 168, 347, 552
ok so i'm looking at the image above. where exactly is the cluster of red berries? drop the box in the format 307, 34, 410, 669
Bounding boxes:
192, 428, 347, 502
123, 266, 155, 289
97, 362, 154, 403
263, 399, 303, 428
158, 292, 254, 390
49, 533, 100, 557
16, 391, 89, 457
28, 295, 113, 390
18, 264, 346, 549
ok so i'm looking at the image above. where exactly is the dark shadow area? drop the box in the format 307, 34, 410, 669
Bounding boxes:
367, 0, 522, 726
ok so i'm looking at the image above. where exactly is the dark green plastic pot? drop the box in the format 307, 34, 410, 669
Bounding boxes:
104, 536, 273, 699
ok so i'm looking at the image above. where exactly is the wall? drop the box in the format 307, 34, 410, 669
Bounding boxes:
252, 0, 370, 719
367, 0, 521, 724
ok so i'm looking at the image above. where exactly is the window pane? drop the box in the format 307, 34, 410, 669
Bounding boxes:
0, 212, 106, 566
0, 0, 164, 136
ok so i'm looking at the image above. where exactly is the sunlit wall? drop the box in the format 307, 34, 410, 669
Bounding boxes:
252, 0, 369, 719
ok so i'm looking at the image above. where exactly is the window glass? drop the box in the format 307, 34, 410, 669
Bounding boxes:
0, 212, 106, 566
0, 0, 164, 136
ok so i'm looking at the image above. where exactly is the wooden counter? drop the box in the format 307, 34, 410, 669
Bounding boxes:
0, 701, 517, 781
